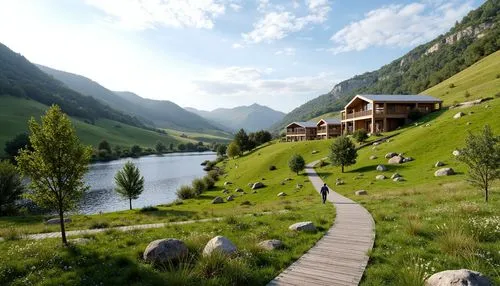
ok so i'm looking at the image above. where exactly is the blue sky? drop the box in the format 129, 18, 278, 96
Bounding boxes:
0, 0, 483, 112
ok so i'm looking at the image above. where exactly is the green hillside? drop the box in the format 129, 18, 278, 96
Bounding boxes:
0, 96, 181, 155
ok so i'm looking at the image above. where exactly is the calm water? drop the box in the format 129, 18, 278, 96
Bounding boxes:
80, 152, 216, 214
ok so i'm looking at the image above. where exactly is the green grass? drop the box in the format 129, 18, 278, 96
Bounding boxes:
163, 128, 233, 144
309, 111, 340, 122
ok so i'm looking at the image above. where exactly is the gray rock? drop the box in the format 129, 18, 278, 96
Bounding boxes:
388, 155, 404, 164
222, 189, 230, 194
393, 177, 405, 182
235, 188, 244, 193
46, 218, 72, 225
311, 150, 319, 154
403, 157, 414, 162
203, 236, 237, 256
390, 173, 401, 179
296, 184, 303, 189
452, 150, 460, 156
376, 165, 387, 171
425, 269, 492, 286
466, 122, 472, 125
143, 238, 188, 264
435, 168, 455, 177
258, 239, 283, 250
435, 161, 445, 167
284, 178, 293, 181
224, 181, 232, 186
385, 152, 398, 159
335, 178, 344, 185
453, 112, 465, 119
280, 182, 285, 186
226, 195, 235, 201
372, 142, 380, 146
375, 175, 386, 180
425, 123, 431, 127
355, 190, 368, 195
212, 197, 224, 204
289, 221, 316, 232
277, 192, 287, 197
369, 155, 377, 160
252, 182, 265, 189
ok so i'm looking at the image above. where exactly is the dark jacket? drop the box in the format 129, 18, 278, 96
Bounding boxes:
320, 186, 329, 195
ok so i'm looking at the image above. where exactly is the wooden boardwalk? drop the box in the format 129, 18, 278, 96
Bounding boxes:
268, 162, 375, 286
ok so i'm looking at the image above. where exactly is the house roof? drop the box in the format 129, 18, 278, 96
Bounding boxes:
359, 94, 443, 103
318, 118, 341, 125
286, 121, 317, 128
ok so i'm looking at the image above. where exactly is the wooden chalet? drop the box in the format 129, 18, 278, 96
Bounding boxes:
317, 118, 341, 139
285, 122, 317, 142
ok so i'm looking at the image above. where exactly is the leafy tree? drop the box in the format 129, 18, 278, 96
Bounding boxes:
457, 125, 499, 202
216, 144, 227, 157
155, 141, 166, 154
329, 136, 357, 173
130, 145, 142, 157
4, 133, 31, 159
113, 145, 123, 157
250, 130, 273, 146
227, 142, 240, 159
114, 161, 145, 210
169, 143, 174, 151
0, 160, 24, 215
234, 129, 251, 152
178, 143, 186, 151
98, 140, 111, 153
16, 105, 92, 245
186, 142, 196, 151
288, 154, 305, 175
352, 129, 369, 143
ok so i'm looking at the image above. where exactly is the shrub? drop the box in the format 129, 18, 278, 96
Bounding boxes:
90, 221, 110, 229
140, 206, 159, 212
352, 129, 368, 143
207, 170, 219, 181
203, 176, 215, 190
448, 83, 455, 88
407, 109, 423, 121
269, 165, 277, 171
464, 90, 471, 98
192, 178, 207, 195
288, 154, 305, 175
176, 185, 196, 200
240, 200, 252, 206
496, 73, 500, 79
0, 160, 24, 215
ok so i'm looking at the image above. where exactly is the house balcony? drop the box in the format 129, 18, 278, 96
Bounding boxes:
343, 110, 372, 120
342, 107, 432, 121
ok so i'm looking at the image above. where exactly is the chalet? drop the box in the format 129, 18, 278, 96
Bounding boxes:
285, 122, 317, 142
317, 118, 341, 139
340, 94, 442, 134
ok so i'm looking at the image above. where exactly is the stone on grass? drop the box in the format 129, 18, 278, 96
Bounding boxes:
373, 142, 380, 146
391, 173, 401, 179
224, 181, 232, 186
335, 178, 344, 185
385, 152, 398, 159
369, 155, 377, 160
212, 197, 224, 204
376, 175, 386, 180
227, 195, 235, 201
453, 112, 465, 119
235, 188, 244, 193
252, 182, 265, 189
376, 165, 387, 171
435, 161, 445, 167
143, 239, 188, 264
388, 156, 404, 164
393, 177, 405, 182
434, 168, 455, 177
289, 221, 316, 232
296, 184, 303, 189
46, 218, 72, 225
222, 189, 230, 194
425, 269, 492, 286
452, 150, 460, 156
277, 192, 287, 197
203, 236, 237, 256
284, 178, 292, 181
311, 150, 319, 154
403, 157, 414, 162
355, 190, 368, 195
258, 239, 283, 250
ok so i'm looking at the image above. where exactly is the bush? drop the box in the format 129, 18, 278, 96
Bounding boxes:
203, 176, 215, 190
464, 90, 471, 98
140, 206, 159, 212
448, 83, 455, 88
0, 160, 24, 215
192, 178, 207, 195
269, 165, 277, 171
90, 221, 110, 229
288, 154, 305, 175
407, 109, 423, 121
207, 170, 219, 181
352, 129, 368, 143
176, 185, 196, 200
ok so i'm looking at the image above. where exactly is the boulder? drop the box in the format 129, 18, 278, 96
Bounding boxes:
296, 184, 303, 189
452, 150, 460, 156
390, 173, 401, 179
311, 150, 319, 154
257, 239, 283, 250
289, 221, 316, 232
203, 236, 237, 256
393, 177, 405, 182
388, 156, 404, 164
235, 188, 244, 193
425, 123, 431, 127
403, 157, 414, 162
277, 192, 287, 197
434, 168, 455, 177
224, 181, 232, 186
335, 178, 344, 185
376, 165, 387, 171
376, 175, 386, 180
222, 189, 230, 194
284, 178, 292, 181
143, 239, 188, 264
252, 182, 265, 190
372, 142, 380, 146
355, 190, 368, 195
385, 152, 398, 159
435, 161, 445, 167
46, 218, 72, 225
369, 155, 377, 160
212, 197, 224, 204
453, 112, 465, 119
226, 195, 235, 201
425, 269, 492, 286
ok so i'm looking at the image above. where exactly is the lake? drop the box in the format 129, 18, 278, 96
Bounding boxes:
80, 152, 216, 214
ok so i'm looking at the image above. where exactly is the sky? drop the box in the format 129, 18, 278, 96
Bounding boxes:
0, 0, 483, 112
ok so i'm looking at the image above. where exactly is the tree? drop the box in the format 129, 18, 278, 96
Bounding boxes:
216, 144, 227, 157
4, 133, 31, 159
457, 125, 499, 202
352, 129, 369, 143
178, 143, 186, 151
131, 145, 142, 157
288, 154, 305, 175
98, 140, 112, 153
329, 136, 358, 173
234, 129, 251, 152
0, 161, 24, 215
114, 161, 145, 210
227, 142, 240, 159
155, 141, 166, 154
16, 105, 92, 245
169, 143, 174, 151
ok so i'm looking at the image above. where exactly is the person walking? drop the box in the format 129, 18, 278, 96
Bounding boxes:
320, 183, 329, 204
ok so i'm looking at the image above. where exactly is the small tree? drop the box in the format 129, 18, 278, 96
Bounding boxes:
352, 129, 368, 143
329, 136, 357, 173
227, 142, 240, 159
155, 141, 166, 154
289, 154, 305, 175
216, 144, 227, 157
178, 143, 186, 152
234, 129, 251, 152
16, 105, 92, 245
4, 133, 31, 159
131, 145, 142, 157
98, 140, 112, 153
457, 125, 499, 202
0, 160, 24, 215
169, 143, 174, 151
114, 161, 145, 210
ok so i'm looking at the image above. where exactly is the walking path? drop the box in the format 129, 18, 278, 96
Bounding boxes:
268, 161, 375, 286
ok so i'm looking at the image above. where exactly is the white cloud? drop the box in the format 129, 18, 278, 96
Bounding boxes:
330, 0, 474, 53
275, 47, 296, 56
242, 0, 330, 43
231, 43, 244, 48
85, 0, 228, 30
230, 3, 242, 12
